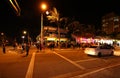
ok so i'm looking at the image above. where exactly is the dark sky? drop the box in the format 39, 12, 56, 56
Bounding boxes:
0, 0, 120, 38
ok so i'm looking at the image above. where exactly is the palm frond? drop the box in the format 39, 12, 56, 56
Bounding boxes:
47, 7, 60, 22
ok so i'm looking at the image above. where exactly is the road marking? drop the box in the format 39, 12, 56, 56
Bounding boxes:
53, 52, 85, 70
71, 63, 120, 78
75, 58, 98, 63
25, 52, 35, 78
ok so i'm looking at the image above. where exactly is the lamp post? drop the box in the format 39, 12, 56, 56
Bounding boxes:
1, 33, 5, 44
22, 36, 25, 44
22, 31, 26, 43
23, 30, 27, 35
23, 30, 30, 44
40, 3, 47, 48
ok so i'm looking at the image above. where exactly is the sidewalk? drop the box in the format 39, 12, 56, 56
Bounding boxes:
0, 46, 20, 55
114, 46, 120, 56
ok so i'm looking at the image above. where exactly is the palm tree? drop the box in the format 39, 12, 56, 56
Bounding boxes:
47, 7, 65, 48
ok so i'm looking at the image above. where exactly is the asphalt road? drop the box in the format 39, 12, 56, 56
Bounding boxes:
0, 46, 120, 78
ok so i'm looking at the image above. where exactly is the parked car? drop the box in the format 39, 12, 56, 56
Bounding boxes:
84, 44, 114, 57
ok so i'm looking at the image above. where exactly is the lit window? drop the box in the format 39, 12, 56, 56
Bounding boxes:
114, 17, 119, 21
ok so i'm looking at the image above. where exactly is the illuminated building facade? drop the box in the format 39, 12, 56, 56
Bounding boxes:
102, 12, 120, 34
43, 26, 68, 42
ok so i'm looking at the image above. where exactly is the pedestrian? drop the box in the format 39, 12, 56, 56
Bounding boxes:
40, 44, 42, 51
13, 42, 18, 50
50, 42, 54, 50
25, 43, 30, 56
21, 43, 25, 53
2, 43, 6, 54
36, 43, 40, 52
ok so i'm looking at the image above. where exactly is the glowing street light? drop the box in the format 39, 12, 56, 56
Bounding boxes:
23, 30, 30, 44
1, 33, 5, 44
23, 31, 27, 35
40, 2, 47, 48
41, 3, 47, 10
46, 11, 49, 15
22, 36, 25, 44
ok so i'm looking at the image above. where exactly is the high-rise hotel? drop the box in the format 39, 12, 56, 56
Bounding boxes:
102, 12, 120, 34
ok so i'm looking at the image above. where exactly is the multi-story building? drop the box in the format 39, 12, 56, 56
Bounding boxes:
102, 12, 120, 34
44, 26, 68, 41
43, 26, 68, 44
36, 26, 69, 47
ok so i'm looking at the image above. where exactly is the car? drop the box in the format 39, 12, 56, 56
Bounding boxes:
84, 44, 114, 57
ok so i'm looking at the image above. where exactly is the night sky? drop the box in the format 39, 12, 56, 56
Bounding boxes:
0, 0, 120, 39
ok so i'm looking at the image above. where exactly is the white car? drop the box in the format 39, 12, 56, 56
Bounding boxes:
84, 45, 114, 57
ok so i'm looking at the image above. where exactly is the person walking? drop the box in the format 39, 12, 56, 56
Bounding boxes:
25, 43, 30, 56
13, 42, 18, 50
50, 42, 55, 50
2, 43, 6, 54
21, 43, 25, 53
40, 44, 42, 51
36, 43, 40, 52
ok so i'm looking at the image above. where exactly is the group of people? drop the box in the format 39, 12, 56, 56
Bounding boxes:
36, 43, 42, 52
19, 43, 30, 56
2, 42, 30, 57
2, 41, 55, 56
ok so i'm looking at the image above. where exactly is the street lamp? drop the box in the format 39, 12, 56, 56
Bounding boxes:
40, 3, 47, 48
23, 30, 30, 44
1, 33, 5, 44
21, 36, 25, 44
23, 31, 27, 35
22, 31, 27, 43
